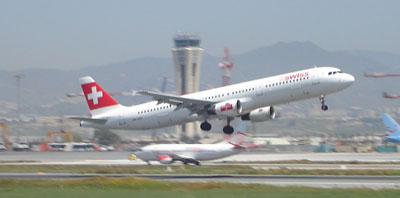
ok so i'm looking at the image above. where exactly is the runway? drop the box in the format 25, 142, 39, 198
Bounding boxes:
2, 152, 400, 170
2, 152, 400, 189
234, 163, 400, 170
2, 151, 400, 163
218, 152, 400, 163
2, 160, 400, 171
0, 173, 399, 189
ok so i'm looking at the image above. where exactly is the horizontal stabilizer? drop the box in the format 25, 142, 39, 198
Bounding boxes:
69, 117, 107, 124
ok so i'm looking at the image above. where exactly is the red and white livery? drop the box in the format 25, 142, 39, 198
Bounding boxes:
134, 122, 255, 165
71, 66, 355, 134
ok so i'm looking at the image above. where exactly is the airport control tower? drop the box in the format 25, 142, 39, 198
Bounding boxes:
171, 33, 203, 142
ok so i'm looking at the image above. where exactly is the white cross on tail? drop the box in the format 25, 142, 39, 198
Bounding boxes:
87, 86, 103, 105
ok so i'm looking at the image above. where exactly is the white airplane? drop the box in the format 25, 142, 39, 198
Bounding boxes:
71, 66, 355, 134
133, 122, 257, 165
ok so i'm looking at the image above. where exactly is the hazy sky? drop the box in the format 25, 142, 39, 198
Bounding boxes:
1, 0, 399, 70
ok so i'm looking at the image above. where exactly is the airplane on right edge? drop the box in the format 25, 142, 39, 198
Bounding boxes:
72, 66, 355, 134
381, 113, 400, 143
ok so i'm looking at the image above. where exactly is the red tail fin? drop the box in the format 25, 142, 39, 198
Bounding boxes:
80, 76, 119, 111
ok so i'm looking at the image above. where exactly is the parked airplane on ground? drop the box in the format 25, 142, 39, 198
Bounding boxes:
133, 122, 256, 165
381, 113, 400, 143
71, 66, 354, 134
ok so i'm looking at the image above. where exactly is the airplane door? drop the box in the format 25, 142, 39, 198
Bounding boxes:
312, 70, 320, 85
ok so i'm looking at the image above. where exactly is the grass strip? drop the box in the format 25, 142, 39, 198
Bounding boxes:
0, 177, 399, 198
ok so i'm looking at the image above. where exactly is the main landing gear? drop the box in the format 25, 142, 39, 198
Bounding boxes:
320, 94, 328, 111
182, 160, 200, 166
201, 118, 234, 135
223, 125, 234, 134
200, 121, 212, 131
223, 117, 234, 135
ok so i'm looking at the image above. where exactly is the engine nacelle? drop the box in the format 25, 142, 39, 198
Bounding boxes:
158, 155, 173, 164
209, 98, 255, 117
213, 99, 243, 117
241, 106, 275, 122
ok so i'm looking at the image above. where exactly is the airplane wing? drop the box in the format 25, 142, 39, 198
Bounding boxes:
137, 91, 214, 113
169, 154, 200, 165
154, 153, 200, 165
69, 117, 107, 124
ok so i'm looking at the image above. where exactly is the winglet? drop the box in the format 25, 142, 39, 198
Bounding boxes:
227, 122, 261, 148
228, 122, 248, 147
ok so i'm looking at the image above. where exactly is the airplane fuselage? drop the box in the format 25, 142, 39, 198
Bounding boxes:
81, 66, 354, 130
135, 144, 241, 162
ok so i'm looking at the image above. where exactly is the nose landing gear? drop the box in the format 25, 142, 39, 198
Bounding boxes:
320, 94, 328, 111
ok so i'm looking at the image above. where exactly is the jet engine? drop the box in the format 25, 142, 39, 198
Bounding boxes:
209, 98, 255, 117
241, 106, 275, 122
158, 155, 173, 164
212, 99, 242, 116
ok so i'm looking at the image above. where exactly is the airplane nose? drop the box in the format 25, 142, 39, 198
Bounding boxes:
342, 73, 355, 87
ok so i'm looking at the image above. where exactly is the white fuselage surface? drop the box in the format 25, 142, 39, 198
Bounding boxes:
135, 144, 240, 162
80, 66, 354, 130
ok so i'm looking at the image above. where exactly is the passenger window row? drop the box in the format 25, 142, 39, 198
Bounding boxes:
266, 77, 309, 88
202, 87, 256, 100
138, 104, 173, 115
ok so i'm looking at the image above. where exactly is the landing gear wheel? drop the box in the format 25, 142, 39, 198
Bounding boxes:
319, 94, 328, 111
195, 162, 200, 166
223, 125, 234, 134
200, 121, 212, 131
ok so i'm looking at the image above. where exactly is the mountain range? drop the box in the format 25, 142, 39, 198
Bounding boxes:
1, 41, 400, 134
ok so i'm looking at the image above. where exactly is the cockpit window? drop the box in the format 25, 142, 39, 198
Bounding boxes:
328, 70, 343, 75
